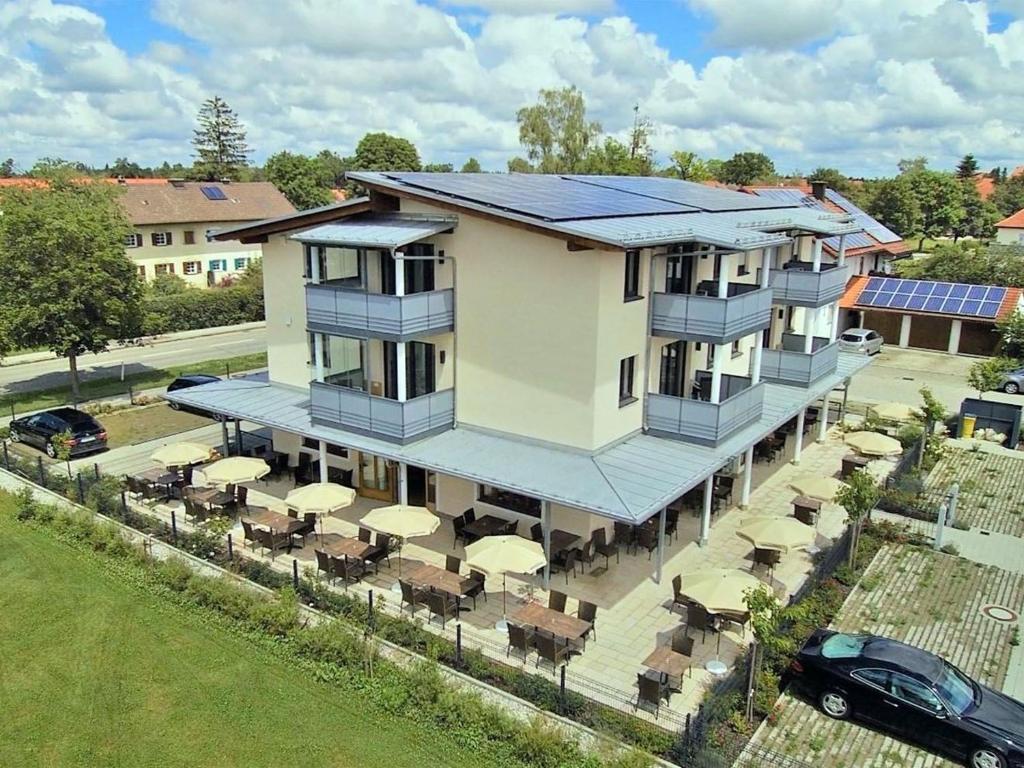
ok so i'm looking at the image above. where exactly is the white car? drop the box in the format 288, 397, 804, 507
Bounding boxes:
838, 329, 884, 355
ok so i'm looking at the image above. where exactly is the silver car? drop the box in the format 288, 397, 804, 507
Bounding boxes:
998, 367, 1024, 395
838, 328, 883, 355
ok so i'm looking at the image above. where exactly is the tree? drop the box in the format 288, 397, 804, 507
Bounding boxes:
743, 585, 805, 723
897, 242, 1024, 286
422, 162, 453, 173
147, 273, 189, 296
998, 310, 1024, 359
516, 85, 601, 174
264, 151, 333, 210
507, 156, 533, 173
809, 167, 853, 197
991, 175, 1024, 218
719, 151, 775, 185
315, 149, 353, 188
580, 137, 651, 176
626, 105, 655, 175
956, 154, 979, 179
952, 179, 999, 242
834, 469, 882, 569
190, 96, 251, 181
666, 151, 714, 182
868, 176, 921, 237
30, 157, 92, 177
968, 357, 1017, 398
898, 156, 928, 175
108, 157, 146, 178
907, 170, 965, 250
460, 157, 482, 173
0, 158, 14, 177
0, 178, 142, 396
352, 132, 421, 172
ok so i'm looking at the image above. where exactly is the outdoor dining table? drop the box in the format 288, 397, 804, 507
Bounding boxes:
643, 646, 689, 688
512, 601, 592, 642
406, 562, 473, 598
244, 507, 308, 537
547, 529, 580, 555
190, 486, 234, 510
321, 536, 375, 560
137, 467, 178, 487
463, 514, 511, 540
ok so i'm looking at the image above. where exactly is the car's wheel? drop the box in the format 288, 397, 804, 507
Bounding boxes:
819, 690, 851, 720
8, 429, 20, 443
45, 441, 56, 458
969, 746, 1006, 768
168, 401, 181, 410
1003, 382, 1019, 395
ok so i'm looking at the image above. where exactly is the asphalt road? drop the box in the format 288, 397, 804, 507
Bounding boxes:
0, 325, 267, 395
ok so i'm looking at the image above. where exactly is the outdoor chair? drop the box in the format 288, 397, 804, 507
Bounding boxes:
636, 525, 659, 559
530, 523, 543, 542
291, 513, 316, 547
241, 519, 259, 552
141, 481, 170, 504
548, 590, 568, 613
445, 554, 462, 574
635, 670, 670, 716
183, 497, 206, 524
592, 527, 619, 567
125, 475, 145, 502
507, 623, 536, 662
358, 527, 372, 543
452, 516, 470, 548
363, 534, 392, 574
399, 580, 427, 616
665, 509, 679, 542
330, 555, 364, 589
500, 520, 518, 536
685, 602, 712, 643
535, 632, 570, 672
670, 630, 695, 683
549, 548, 577, 584
576, 538, 595, 573
236, 485, 248, 511
671, 575, 688, 615
613, 522, 636, 555
577, 600, 598, 645
424, 589, 458, 629
314, 548, 332, 583
256, 527, 291, 559
463, 569, 487, 609
463, 507, 476, 525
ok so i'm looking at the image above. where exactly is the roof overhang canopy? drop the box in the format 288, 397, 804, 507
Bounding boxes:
289, 214, 457, 249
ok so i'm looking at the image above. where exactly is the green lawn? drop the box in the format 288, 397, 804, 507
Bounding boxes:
0, 505, 493, 768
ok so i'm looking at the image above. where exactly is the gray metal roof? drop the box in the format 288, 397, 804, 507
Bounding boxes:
290, 215, 458, 249
208, 197, 371, 241
165, 353, 871, 524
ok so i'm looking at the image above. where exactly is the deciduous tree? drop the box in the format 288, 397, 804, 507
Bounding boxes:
516, 85, 601, 173
908, 170, 965, 250
460, 157, 482, 173
991, 175, 1024, 218
967, 357, 1018, 398
264, 151, 333, 210
422, 163, 453, 173
868, 176, 920, 237
809, 166, 853, 196
835, 469, 882, 569
719, 151, 775, 185
352, 132, 421, 172
190, 96, 251, 181
0, 158, 15, 177
666, 150, 714, 182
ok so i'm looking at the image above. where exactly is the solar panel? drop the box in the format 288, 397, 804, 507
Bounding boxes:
906, 295, 927, 310
856, 276, 1008, 319
825, 189, 902, 244
200, 185, 227, 200
561, 175, 793, 213
967, 285, 987, 300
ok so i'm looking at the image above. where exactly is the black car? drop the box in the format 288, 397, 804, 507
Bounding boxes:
9, 408, 108, 458
166, 374, 221, 416
787, 630, 1024, 768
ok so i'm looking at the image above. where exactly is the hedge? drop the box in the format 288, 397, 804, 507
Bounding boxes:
141, 284, 263, 335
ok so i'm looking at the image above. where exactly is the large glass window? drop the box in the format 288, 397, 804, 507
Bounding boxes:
619, 355, 637, 406
381, 244, 435, 295
624, 250, 641, 300
306, 245, 364, 287
478, 485, 541, 517
659, 341, 686, 397
316, 334, 366, 389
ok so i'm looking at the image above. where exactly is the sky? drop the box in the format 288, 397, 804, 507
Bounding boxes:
2, 0, 1024, 177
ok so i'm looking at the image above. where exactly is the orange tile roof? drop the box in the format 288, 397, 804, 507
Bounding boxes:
975, 174, 996, 200
840, 274, 868, 309
841, 275, 1021, 322
997, 209, 1024, 229
998, 288, 1022, 321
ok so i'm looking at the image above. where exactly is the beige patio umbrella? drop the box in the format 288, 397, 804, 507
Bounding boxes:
284, 482, 356, 538
679, 568, 762, 614
151, 441, 213, 468
845, 431, 903, 457
870, 402, 919, 423
201, 456, 270, 486
736, 516, 815, 554
464, 535, 547, 633
359, 504, 440, 580
789, 476, 848, 502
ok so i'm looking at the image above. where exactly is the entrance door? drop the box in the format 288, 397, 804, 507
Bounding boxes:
665, 254, 693, 294
357, 452, 395, 501
405, 466, 437, 510
659, 340, 687, 397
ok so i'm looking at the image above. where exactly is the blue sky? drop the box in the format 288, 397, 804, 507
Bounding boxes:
3, 0, 1024, 176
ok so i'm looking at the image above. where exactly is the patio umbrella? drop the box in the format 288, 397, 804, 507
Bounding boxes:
845, 431, 902, 457
151, 442, 213, 468
284, 482, 356, 538
870, 402, 919, 423
464, 535, 546, 633
789, 476, 848, 503
736, 515, 815, 554
679, 568, 762, 614
359, 504, 439, 580
201, 456, 270, 486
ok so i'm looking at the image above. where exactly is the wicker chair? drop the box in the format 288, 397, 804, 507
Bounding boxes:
424, 589, 458, 629
535, 632, 570, 673
507, 623, 535, 662
548, 590, 568, 613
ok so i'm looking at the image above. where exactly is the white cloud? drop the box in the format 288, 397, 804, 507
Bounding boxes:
441, 0, 616, 15
687, 0, 842, 48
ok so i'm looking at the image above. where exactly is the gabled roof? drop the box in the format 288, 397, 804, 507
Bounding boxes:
842, 274, 1022, 322
997, 209, 1024, 229
121, 181, 295, 225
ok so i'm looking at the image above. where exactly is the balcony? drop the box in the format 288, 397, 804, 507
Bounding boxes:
309, 382, 455, 444
758, 337, 840, 388
650, 285, 773, 343
770, 262, 849, 307
306, 283, 454, 341
646, 379, 766, 447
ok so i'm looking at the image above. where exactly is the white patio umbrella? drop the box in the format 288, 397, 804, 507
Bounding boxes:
151, 442, 213, 468
870, 402, 919, 423
201, 456, 270, 486
679, 568, 762, 614
789, 476, 848, 503
359, 504, 440, 581
284, 482, 356, 538
736, 516, 815, 554
845, 431, 903, 457
464, 535, 547, 632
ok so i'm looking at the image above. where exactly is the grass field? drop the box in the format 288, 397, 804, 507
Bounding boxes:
0, 502, 496, 768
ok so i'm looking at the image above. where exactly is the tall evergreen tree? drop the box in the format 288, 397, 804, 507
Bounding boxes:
190, 96, 251, 181
956, 154, 979, 178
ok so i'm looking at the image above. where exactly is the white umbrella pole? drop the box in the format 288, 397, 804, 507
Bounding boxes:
495, 573, 509, 633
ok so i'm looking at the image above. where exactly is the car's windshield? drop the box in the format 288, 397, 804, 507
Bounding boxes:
934, 663, 977, 715
841, 333, 864, 342
820, 633, 868, 659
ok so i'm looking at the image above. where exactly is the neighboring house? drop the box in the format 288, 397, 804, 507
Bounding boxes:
842, 274, 1022, 355
165, 173, 872, 568
119, 179, 294, 286
995, 209, 1024, 245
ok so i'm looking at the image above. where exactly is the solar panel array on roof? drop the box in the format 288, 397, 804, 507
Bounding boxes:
385, 172, 695, 221
857, 277, 1006, 319
825, 190, 901, 244
200, 185, 227, 201
745, 188, 817, 207
564, 175, 796, 212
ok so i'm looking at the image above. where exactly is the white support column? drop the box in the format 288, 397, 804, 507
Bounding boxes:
398, 462, 408, 505
655, 507, 667, 584
396, 342, 407, 401
760, 247, 773, 289
710, 343, 726, 403
948, 319, 962, 354
394, 250, 406, 297
829, 302, 840, 343
792, 409, 806, 464
318, 440, 328, 482
803, 308, 815, 353
817, 393, 830, 443
811, 238, 823, 272
541, 500, 551, 590
234, 420, 243, 456
220, 418, 230, 457
899, 314, 912, 348
309, 245, 321, 283
313, 334, 325, 382
751, 331, 764, 384
837, 234, 847, 267
699, 476, 713, 547
717, 252, 731, 298
740, 445, 754, 508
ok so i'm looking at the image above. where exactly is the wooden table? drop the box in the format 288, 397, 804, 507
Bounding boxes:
321, 536, 374, 560
512, 602, 592, 641
137, 468, 178, 485
643, 646, 690, 682
405, 562, 473, 597
841, 453, 871, 478
245, 508, 307, 536
791, 495, 822, 525
464, 514, 510, 540
547, 529, 580, 554
190, 486, 234, 508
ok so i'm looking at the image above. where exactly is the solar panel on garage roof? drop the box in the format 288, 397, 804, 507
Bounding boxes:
857, 277, 1007, 319
561, 175, 794, 212
825, 190, 901, 244
385, 172, 695, 221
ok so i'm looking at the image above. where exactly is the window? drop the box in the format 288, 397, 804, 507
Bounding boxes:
183, 230, 195, 245
890, 673, 944, 712
659, 341, 686, 397
234, 257, 248, 270
154, 263, 175, 275
821, 633, 869, 658
183, 261, 201, 275
301, 437, 348, 458
478, 485, 541, 517
737, 253, 749, 276
851, 669, 889, 690
731, 339, 742, 357
151, 231, 172, 247
136, 265, 146, 280
618, 355, 637, 406
623, 250, 641, 300
312, 333, 366, 390
934, 664, 976, 715
209, 259, 227, 271
124, 233, 142, 248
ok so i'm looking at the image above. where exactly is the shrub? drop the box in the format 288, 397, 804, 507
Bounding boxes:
141, 282, 263, 335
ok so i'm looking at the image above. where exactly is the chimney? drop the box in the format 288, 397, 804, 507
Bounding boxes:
811, 180, 827, 200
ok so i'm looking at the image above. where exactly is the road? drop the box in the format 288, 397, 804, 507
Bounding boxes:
0, 325, 266, 395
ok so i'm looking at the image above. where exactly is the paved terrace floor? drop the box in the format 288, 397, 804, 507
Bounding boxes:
116, 425, 894, 725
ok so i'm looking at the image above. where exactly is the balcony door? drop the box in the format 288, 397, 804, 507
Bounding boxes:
659, 341, 688, 397
357, 452, 395, 501
380, 246, 435, 295
382, 341, 437, 400
665, 254, 693, 294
